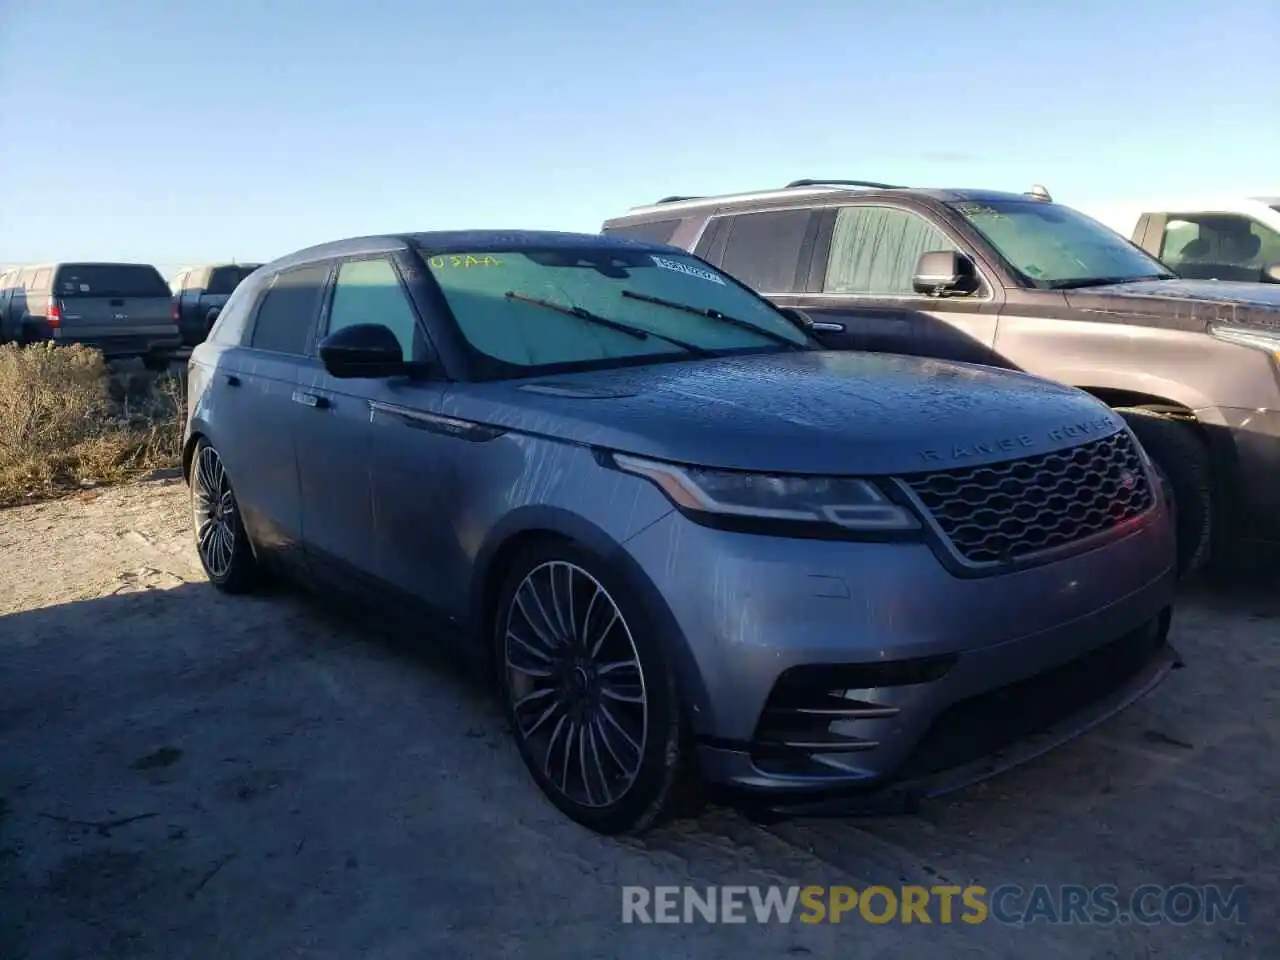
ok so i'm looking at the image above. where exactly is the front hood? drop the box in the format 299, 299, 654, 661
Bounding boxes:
441, 352, 1127, 476
1064, 279, 1280, 334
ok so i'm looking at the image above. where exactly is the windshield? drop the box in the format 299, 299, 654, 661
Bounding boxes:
949, 200, 1175, 289
422, 245, 811, 376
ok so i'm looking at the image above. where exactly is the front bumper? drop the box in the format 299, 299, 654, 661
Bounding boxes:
622, 498, 1177, 801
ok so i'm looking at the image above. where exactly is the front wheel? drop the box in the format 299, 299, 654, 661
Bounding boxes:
1119, 409, 1213, 577
189, 440, 262, 593
494, 540, 698, 835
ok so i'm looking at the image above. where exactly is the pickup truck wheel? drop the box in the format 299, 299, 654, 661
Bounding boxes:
1118, 409, 1213, 577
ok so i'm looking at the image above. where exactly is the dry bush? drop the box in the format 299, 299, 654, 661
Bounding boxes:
0, 343, 185, 506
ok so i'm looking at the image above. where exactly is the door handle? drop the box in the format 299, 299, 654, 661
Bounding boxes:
291, 390, 330, 409
224, 374, 241, 386
810, 321, 846, 332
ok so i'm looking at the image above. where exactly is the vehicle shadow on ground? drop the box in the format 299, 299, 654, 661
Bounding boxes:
1178, 566, 1280, 617
0, 564, 1274, 958
0, 581, 509, 960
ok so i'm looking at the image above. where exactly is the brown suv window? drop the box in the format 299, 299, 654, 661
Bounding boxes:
714, 209, 811, 293
825, 206, 958, 296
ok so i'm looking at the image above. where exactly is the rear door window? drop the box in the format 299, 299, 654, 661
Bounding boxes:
248, 263, 330, 356
714, 209, 812, 293
53, 264, 171, 298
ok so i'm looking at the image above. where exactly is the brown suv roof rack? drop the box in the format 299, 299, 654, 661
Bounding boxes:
785, 178, 906, 190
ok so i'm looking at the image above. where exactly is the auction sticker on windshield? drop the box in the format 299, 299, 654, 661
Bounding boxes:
651, 255, 725, 285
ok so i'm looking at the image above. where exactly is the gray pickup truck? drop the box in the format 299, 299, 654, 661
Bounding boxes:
602, 180, 1280, 577
1101, 198, 1280, 285
170, 263, 262, 347
0, 262, 180, 369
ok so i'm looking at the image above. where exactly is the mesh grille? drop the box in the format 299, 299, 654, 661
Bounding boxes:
903, 430, 1155, 566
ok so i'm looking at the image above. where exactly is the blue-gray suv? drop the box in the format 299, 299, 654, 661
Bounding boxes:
184, 230, 1180, 834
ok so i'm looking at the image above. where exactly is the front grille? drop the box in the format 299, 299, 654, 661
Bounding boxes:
902, 430, 1155, 566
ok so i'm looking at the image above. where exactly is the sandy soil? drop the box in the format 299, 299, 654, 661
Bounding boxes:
0, 477, 1276, 958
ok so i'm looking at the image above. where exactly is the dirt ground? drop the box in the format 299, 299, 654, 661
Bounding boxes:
0, 476, 1275, 959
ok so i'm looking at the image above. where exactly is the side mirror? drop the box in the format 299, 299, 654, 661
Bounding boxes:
912, 250, 980, 296
1262, 262, 1280, 284
319, 323, 409, 379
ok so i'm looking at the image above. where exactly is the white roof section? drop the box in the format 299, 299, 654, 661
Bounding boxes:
1078, 195, 1280, 235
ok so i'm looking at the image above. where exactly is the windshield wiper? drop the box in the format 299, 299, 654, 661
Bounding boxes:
1049, 274, 1176, 290
620, 290, 805, 349
503, 292, 713, 356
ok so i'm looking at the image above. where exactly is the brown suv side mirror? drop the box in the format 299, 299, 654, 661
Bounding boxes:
912, 250, 980, 297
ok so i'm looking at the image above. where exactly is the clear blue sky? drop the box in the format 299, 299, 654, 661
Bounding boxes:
1, 0, 1276, 276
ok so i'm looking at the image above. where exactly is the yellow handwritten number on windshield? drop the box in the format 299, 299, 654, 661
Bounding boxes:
429, 255, 503, 268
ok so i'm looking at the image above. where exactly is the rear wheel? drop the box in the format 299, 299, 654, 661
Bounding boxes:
1119, 408, 1213, 576
189, 440, 261, 593
493, 540, 698, 835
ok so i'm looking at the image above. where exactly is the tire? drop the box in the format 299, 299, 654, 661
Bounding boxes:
1119, 409, 1213, 576
188, 439, 262, 593
493, 539, 699, 835
142, 351, 169, 372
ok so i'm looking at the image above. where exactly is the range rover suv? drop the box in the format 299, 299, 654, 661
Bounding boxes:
183, 230, 1178, 833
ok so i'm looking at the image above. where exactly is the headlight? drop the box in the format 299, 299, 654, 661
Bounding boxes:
1210, 324, 1280, 359
610, 453, 920, 536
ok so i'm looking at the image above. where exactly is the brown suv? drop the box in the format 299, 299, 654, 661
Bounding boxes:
602, 180, 1280, 576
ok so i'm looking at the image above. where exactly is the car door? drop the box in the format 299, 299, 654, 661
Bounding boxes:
296, 252, 450, 606
795, 203, 1004, 367
217, 261, 331, 557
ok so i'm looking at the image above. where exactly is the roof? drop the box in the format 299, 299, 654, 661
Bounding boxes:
266, 229, 667, 271
610, 185, 1044, 220
403, 229, 664, 253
